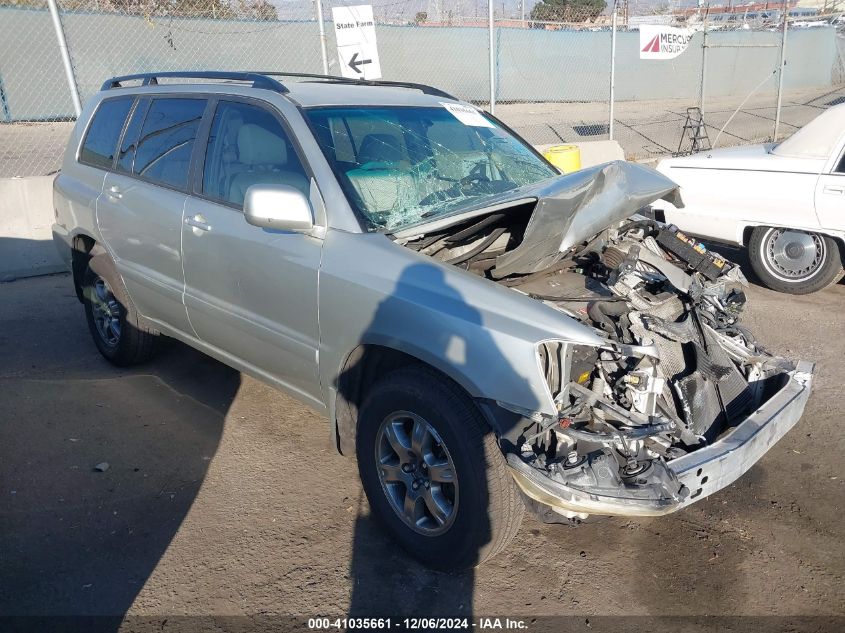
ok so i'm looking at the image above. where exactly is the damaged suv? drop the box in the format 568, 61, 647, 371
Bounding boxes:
53, 72, 814, 571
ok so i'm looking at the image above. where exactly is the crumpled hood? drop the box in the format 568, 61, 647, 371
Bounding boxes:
492, 161, 682, 278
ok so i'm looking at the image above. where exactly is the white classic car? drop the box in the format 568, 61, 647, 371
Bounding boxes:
654, 105, 845, 294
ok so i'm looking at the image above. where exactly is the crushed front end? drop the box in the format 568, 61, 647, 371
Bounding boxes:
505, 221, 815, 519
398, 162, 815, 520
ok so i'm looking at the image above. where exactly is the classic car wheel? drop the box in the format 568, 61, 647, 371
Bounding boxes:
82, 254, 158, 366
356, 366, 524, 571
749, 227, 844, 294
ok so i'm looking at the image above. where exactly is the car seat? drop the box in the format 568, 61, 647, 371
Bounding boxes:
228, 124, 310, 206
345, 133, 417, 216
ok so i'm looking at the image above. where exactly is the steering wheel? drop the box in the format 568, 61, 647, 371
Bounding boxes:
459, 173, 491, 190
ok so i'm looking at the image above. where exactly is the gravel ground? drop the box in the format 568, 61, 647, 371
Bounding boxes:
1, 254, 844, 631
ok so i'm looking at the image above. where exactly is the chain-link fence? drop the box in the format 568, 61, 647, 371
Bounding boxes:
2, 0, 845, 178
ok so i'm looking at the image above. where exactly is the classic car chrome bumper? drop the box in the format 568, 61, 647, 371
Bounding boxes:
507, 361, 815, 517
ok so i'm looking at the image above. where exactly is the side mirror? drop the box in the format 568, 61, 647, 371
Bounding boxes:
243, 184, 313, 232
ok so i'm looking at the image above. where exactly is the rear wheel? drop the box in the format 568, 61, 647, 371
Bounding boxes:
749, 226, 843, 294
82, 254, 158, 366
356, 366, 523, 571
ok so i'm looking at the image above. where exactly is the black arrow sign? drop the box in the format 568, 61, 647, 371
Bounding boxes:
348, 51, 372, 74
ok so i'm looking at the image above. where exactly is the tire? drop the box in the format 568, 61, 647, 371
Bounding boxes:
749, 226, 844, 295
82, 254, 158, 366
356, 365, 524, 571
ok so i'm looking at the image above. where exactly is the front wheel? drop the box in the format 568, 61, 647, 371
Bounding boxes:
749, 226, 843, 294
356, 366, 524, 571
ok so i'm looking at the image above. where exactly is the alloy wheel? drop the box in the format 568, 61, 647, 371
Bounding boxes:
374, 411, 458, 536
90, 276, 121, 347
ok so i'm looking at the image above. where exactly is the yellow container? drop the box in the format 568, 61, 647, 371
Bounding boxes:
543, 144, 581, 174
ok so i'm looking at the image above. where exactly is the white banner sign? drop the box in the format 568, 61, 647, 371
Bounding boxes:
639, 25, 694, 60
332, 5, 382, 80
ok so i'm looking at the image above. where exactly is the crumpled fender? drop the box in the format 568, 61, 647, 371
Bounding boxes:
318, 230, 605, 421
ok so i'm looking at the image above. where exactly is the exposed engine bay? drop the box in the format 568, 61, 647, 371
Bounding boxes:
396, 162, 799, 519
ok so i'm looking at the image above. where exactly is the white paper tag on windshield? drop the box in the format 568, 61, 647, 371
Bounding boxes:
441, 102, 495, 128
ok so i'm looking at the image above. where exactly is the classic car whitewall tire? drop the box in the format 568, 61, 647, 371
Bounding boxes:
356, 366, 524, 571
749, 227, 844, 295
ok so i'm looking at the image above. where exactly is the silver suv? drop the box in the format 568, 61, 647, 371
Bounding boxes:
53, 71, 814, 570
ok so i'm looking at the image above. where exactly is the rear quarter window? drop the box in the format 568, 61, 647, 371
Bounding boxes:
78, 96, 134, 169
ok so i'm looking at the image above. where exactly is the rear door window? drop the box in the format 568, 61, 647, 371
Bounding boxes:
134, 98, 207, 190
79, 96, 134, 169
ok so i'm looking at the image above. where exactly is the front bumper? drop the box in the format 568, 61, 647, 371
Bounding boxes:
507, 361, 814, 517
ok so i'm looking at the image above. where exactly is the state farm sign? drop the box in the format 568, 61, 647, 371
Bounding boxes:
639, 25, 694, 60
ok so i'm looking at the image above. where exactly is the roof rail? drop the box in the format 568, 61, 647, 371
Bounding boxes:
258, 72, 458, 100
100, 70, 457, 101
101, 72, 288, 94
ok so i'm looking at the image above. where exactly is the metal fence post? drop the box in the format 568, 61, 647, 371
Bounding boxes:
608, 1, 617, 141
315, 0, 329, 75
488, 0, 495, 114
47, 0, 82, 117
699, 6, 708, 117
773, 2, 789, 141
0, 74, 11, 123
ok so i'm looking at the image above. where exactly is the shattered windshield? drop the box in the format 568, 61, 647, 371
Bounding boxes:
304, 105, 558, 232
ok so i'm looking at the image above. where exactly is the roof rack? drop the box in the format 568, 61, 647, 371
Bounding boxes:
100, 70, 457, 101
258, 72, 458, 100
101, 71, 288, 94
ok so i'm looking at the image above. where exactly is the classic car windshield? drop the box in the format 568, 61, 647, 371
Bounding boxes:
304, 105, 557, 232
772, 105, 845, 160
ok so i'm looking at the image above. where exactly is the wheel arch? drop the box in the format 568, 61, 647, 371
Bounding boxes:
741, 224, 755, 247
332, 343, 505, 458
71, 232, 106, 302
830, 234, 845, 266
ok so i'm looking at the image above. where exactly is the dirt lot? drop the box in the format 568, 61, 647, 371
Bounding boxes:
1, 251, 844, 631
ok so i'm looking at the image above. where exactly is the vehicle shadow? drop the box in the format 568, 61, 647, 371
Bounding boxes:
339, 263, 538, 623
0, 272, 239, 627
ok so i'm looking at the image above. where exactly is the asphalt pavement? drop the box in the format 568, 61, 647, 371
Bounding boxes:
1, 256, 844, 630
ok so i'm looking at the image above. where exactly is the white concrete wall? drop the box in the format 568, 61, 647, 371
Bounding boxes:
0, 176, 65, 281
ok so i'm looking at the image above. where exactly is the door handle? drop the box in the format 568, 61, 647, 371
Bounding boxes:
185, 214, 211, 232
107, 185, 122, 199
823, 185, 845, 195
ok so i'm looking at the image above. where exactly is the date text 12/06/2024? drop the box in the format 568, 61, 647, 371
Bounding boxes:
307, 618, 529, 630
